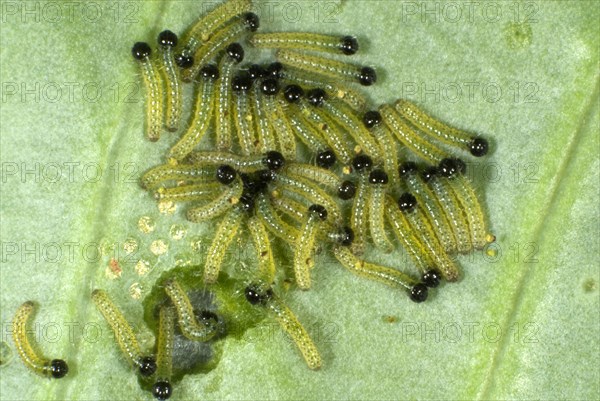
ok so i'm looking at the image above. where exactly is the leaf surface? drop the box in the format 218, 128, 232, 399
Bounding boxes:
1, 1, 598, 399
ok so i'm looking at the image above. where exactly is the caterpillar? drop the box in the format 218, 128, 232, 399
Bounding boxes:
131, 42, 163, 142
249, 32, 359, 55
152, 306, 175, 401
157, 30, 183, 132
277, 49, 377, 86
11, 302, 69, 379
91, 289, 157, 377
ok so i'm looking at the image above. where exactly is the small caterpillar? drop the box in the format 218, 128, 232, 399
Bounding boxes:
395, 99, 488, 157
349, 157, 372, 254
293, 204, 328, 290
153, 182, 222, 203
247, 216, 277, 283
202, 207, 244, 283
152, 306, 175, 401
11, 301, 68, 379
232, 72, 258, 155
169, 64, 219, 161
277, 49, 377, 86
131, 42, 163, 142
157, 30, 183, 132
332, 246, 428, 302
183, 150, 268, 171
91, 289, 157, 376
368, 169, 395, 253
249, 32, 358, 55
285, 162, 343, 192
244, 284, 322, 370
215, 43, 245, 150
251, 79, 277, 153
260, 79, 297, 158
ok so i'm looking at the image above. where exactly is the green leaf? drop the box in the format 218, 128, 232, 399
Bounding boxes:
1, 1, 598, 399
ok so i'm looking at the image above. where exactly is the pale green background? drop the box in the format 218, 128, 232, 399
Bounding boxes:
1, 1, 598, 400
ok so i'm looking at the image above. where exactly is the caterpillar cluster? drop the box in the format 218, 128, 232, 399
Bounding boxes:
10, 0, 495, 399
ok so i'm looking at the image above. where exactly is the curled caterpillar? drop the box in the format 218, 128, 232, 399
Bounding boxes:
11, 301, 68, 379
